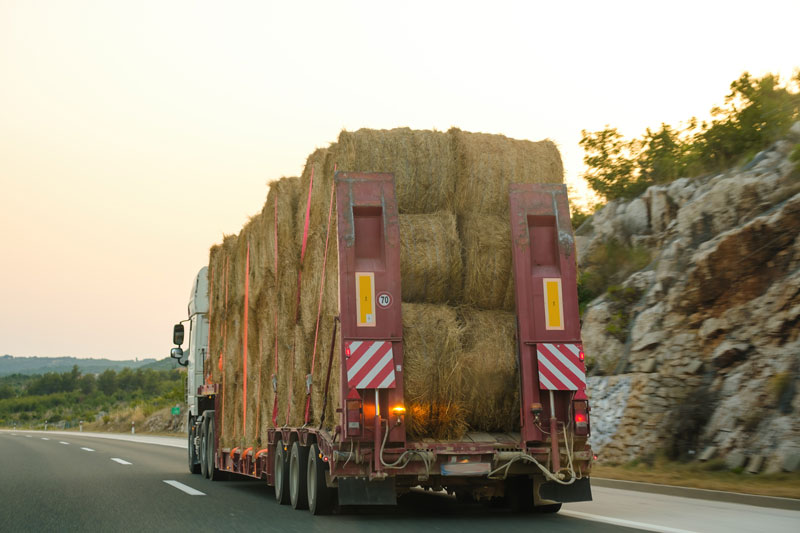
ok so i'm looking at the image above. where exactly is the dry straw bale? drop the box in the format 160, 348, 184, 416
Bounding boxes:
333, 128, 456, 214
457, 308, 519, 433
295, 148, 335, 248
402, 303, 467, 440
450, 128, 564, 215
460, 214, 513, 309
399, 212, 463, 304
310, 310, 341, 430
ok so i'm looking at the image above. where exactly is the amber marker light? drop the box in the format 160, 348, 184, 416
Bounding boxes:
391, 406, 406, 416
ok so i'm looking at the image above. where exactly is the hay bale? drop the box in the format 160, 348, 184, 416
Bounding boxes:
333, 128, 456, 214
402, 303, 467, 440
451, 128, 564, 215
458, 309, 519, 432
399, 212, 462, 304
460, 214, 513, 309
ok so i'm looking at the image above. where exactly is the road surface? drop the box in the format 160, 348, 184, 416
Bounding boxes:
1, 430, 798, 532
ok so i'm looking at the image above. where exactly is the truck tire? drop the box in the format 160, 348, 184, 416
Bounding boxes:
205, 416, 221, 481
289, 442, 309, 510
199, 416, 210, 479
188, 416, 200, 474
307, 443, 334, 515
534, 503, 562, 514
274, 440, 291, 505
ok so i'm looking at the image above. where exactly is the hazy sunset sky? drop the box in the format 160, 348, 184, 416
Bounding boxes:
1, 0, 798, 360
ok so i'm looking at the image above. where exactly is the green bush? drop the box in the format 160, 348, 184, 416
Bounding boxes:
577, 239, 650, 314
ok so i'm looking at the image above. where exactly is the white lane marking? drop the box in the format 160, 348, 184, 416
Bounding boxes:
111, 458, 132, 465
25, 435, 32, 438
561, 510, 699, 533
163, 480, 206, 496
81, 447, 95, 452
59, 441, 70, 445
41, 437, 50, 441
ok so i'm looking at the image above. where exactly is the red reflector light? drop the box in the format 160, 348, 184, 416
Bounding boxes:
345, 346, 351, 357
575, 413, 587, 424
579, 349, 585, 361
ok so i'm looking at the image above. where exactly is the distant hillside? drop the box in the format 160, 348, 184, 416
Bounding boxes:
0, 355, 176, 376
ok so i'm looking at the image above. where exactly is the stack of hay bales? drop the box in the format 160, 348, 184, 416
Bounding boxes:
208, 127, 564, 447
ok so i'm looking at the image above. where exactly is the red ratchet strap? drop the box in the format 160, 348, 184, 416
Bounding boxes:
271, 192, 280, 427
242, 242, 250, 435
304, 165, 337, 424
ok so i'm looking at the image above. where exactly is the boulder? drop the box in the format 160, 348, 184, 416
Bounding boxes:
711, 342, 751, 368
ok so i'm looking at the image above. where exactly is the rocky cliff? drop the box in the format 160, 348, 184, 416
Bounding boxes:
578, 123, 800, 473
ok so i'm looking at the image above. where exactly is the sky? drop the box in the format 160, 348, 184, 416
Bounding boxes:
1, 0, 798, 360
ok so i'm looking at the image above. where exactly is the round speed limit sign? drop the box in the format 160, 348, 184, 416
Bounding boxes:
376, 292, 392, 309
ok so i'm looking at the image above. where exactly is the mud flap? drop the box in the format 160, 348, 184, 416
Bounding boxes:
538, 477, 592, 503
337, 477, 397, 505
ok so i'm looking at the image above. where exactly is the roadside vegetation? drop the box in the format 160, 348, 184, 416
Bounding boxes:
580, 70, 800, 202
0, 365, 183, 429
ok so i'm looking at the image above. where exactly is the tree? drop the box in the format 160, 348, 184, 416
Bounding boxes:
97, 369, 117, 396
0, 384, 14, 400
579, 127, 643, 201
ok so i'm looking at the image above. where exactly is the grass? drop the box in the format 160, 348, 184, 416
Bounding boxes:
593, 458, 800, 499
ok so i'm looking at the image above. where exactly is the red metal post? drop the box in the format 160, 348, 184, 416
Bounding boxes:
509, 184, 582, 451
335, 173, 405, 447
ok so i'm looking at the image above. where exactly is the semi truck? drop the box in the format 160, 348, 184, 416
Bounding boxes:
171, 173, 593, 515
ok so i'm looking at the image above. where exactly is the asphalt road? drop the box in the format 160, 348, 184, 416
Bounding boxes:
1, 430, 798, 533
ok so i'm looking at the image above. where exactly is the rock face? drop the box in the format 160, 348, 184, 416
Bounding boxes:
580, 126, 800, 470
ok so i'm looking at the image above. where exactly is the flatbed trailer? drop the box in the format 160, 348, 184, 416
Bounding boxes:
172, 173, 593, 514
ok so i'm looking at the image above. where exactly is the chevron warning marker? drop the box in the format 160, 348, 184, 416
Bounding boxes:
345, 340, 396, 389
537, 343, 586, 391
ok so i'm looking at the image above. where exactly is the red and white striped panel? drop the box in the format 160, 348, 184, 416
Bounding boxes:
345, 340, 396, 389
536, 343, 586, 391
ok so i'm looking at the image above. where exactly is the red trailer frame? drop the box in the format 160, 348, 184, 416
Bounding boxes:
196, 175, 593, 512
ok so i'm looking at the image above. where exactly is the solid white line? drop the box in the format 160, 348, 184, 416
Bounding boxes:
163, 480, 205, 496
111, 458, 132, 465
560, 510, 699, 533
41, 437, 50, 441
59, 441, 69, 445
81, 447, 95, 452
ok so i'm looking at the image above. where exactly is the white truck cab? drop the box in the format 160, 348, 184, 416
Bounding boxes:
170, 267, 209, 418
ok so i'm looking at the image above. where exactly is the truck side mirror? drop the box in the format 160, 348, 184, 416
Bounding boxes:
173, 324, 184, 346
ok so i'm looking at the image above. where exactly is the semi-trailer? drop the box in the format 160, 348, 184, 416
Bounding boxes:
171, 157, 593, 515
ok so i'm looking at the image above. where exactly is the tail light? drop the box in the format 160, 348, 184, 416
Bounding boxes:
573, 400, 589, 436
346, 388, 363, 436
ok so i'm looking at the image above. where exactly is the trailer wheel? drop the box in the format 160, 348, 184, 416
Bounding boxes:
307, 443, 334, 515
199, 416, 210, 479
205, 416, 222, 481
274, 440, 291, 505
289, 442, 309, 510
188, 416, 200, 474
505, 476, 534, 513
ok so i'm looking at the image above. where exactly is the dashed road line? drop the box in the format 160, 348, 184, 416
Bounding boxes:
25, 435, 32, 438
111, 458, 132, 465
163, 480, 205, 496
59, 441, 69, 445
41, 437, 50, 441
81, 447, 95, 452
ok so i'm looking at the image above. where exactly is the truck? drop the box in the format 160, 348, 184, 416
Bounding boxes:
171, 173, 593, 515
